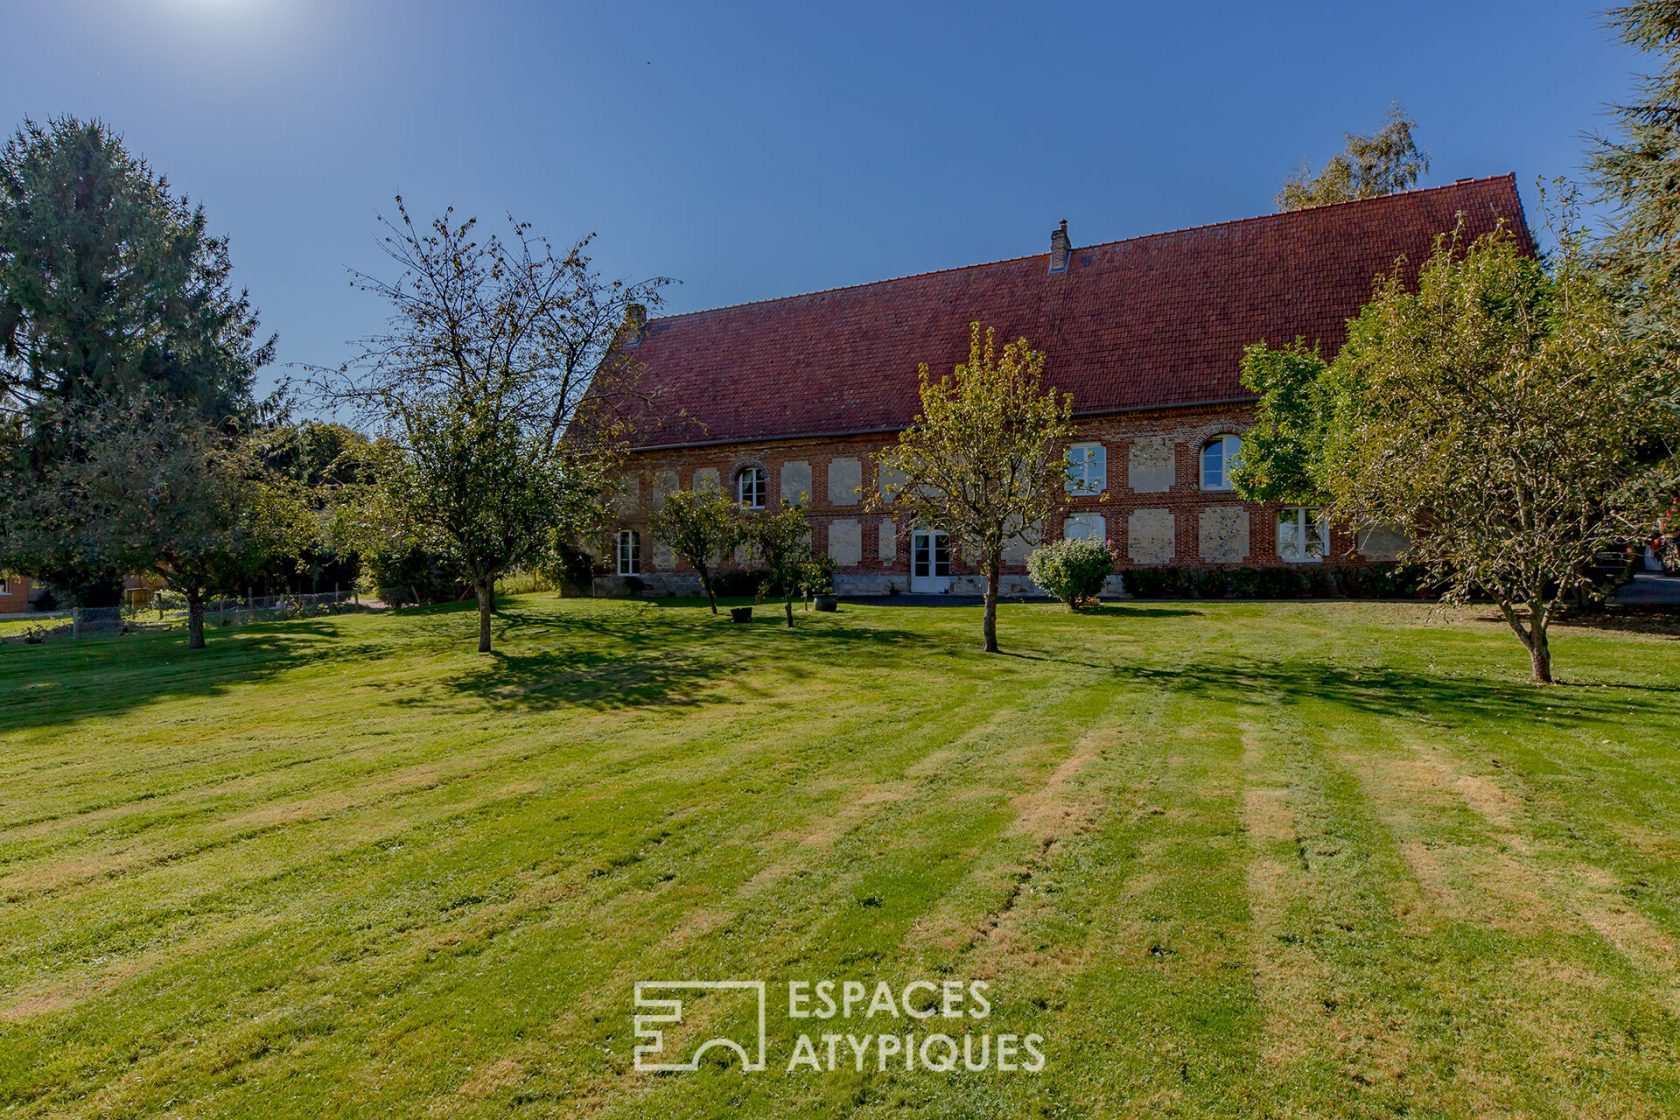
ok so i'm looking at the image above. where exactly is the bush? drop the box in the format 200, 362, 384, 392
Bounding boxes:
800, 554, 836, 598
362, 545, 470, 606
710, 568, 803, 599
1122, 563, 1428, 600
1027, 539, 1116, 609
710, 569, 766, 599
495, 568, 556, 596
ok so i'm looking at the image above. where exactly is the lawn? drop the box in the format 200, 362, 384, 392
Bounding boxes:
0, 616, 67, 640
1, 596, 1678, 1118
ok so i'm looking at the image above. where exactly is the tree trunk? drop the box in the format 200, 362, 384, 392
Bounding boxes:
784, 596, 795, 628
1529, 619, 1552, 684
1499, 600, 1554, 684
187, 591, 205, 650
981, 561, 1000, 654
700, 568, 717, 614
475, 582, 493, 653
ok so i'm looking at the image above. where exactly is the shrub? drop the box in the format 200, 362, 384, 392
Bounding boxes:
800, 554, 836, 598
495, 568, 557, 596
362, 545, 470, 606
710, 569, 772, 599
1122, 563, 1428, 600
1027, 539, 1115, 609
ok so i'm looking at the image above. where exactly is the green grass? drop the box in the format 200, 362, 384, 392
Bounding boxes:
0, 615, 67, 639
1, 596, 1678, 1118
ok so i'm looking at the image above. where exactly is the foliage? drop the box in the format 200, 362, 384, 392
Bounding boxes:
799, 552, 836, 599
495, 569, 558, 597
0, 117, 271, 602
1026, 538, 1115, 609
743, 502, 812, 627
362, 543, 471, 606
247, 420, 371, 593
532, 539, 597, 596
1589, 2, 1680, 356
865, 322, 1075, 652
1123, 563, 1429, 600
1277, 105, 1429, 211
1239, 223, 1677, 681
1229, 341, 1331, 504
320, 199, 664, 651
27, 402, 312, 648
710, 568, 772, 599
650, 487, 742, 613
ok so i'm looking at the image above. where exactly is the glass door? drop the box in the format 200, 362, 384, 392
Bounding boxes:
909, 529, 951, 593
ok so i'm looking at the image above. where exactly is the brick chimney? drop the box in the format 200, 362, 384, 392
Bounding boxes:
623, 302, 648, 345
1048, 219, 1071, 274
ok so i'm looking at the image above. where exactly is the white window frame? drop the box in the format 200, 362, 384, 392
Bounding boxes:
616, 529, 641, 575
1063, 512, 1106, 543
1276, 507, 1329, 563
736, 465, 766, 509
1065, 442, 1107, 496
1200, 434, 1243, 491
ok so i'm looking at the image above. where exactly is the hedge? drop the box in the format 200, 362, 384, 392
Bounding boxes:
1121, 563, 1430, 600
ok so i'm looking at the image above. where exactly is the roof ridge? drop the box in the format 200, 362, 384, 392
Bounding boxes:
648, 174, 1518, 324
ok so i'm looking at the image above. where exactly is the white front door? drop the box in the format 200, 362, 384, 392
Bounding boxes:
909, 529, 951, 593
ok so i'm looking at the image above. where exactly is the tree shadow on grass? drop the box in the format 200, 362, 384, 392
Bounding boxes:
1069, 603, 1205, 620
412, 645, 725, 712
395, 600, 954, 713
0, 619, 377, 733
1002, 650, 1680, 731
1548, 609, 1680, 641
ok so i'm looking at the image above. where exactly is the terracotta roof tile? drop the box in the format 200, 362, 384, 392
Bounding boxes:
612, 175, 1529, 449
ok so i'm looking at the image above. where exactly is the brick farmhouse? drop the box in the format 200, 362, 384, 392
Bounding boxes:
596, 176, 1530, 597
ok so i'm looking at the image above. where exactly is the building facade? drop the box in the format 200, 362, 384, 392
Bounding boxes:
594, 177, 1529, 597
0, 573, 33, 614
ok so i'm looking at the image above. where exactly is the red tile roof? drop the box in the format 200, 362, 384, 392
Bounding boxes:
612, 176, 1529, 449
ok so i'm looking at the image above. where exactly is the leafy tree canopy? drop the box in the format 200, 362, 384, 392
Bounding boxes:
322, 200, 666, 651
28, 403, 311, 647
651, 486, 742, 614
1236, 223, 1678, 682
866, 323, 1074, 653
1277, 105, 1429, 212
744, 500, 812, 628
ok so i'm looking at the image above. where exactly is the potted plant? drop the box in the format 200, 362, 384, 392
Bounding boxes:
802, 554, 837, 611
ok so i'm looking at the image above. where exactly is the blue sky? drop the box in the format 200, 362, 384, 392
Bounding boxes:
1, 1, 1641, 397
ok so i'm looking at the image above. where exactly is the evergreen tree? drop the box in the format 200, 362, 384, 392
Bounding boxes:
0, 117, 271, 602
1590, 4, 1680, 344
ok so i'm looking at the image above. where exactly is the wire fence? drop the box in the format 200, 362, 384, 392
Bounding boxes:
0, 590, 362, 645
196, 590, 358, 627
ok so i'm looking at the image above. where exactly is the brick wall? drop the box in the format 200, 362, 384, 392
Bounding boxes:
0, 574, 34, 614
603, 403, 1395, 597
